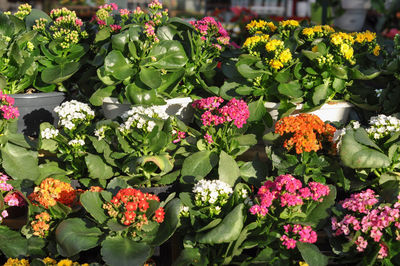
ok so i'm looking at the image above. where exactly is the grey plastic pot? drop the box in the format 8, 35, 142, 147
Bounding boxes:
10, 92, 65, 137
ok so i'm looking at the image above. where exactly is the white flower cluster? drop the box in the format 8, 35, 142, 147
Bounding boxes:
366, 114, 400, 140
193, 179, 232, 208
179, 206, 190, 217
41, 128, 59, 139
68, 139, 85, 147
94, 126, 107, 140
119, 105, 168, 133
54, 100, 95, 130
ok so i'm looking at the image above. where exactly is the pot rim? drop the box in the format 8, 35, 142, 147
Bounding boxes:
9, 91, 65, 99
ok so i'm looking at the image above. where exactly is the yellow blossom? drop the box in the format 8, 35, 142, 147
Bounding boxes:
302, 27, 314, 36
243, 35, 270, 50
373, 45, 380, 56
280, 20, 300, 27
270, 59, 284, 69
330, 32, 354, 46
4, 258, 30, 266
43, 257, 57, 265
57, 259, 73, 266
355, 30, 376, 43
246, 20, 268, 32
265, 39, 284, 52
299, 262, 309, 266
312, 46, 318, 52
266, 22, 277, 32
279, 49, 292, 63
340, 43, 354, 60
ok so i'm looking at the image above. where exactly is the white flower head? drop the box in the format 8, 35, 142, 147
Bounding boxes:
68, 139, 85, 147
54, 100, 95, 131
367, 114, 400, 140
41, 128, 59, 139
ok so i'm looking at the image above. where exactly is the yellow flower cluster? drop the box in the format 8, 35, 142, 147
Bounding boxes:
4, 258, 90, 266
330, 32, 355, 46
4, 258, 29, 266
265, 39, 284, 52
302, 25, 335, 39
246, 20, 276, 34
279, 19, 300, 28
243, 34, 270, 53
354, 30, 376, 43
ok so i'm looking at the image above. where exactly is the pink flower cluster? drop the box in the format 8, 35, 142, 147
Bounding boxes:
4, 192, 25, 207
331, 190, 400, 259
192, 97, 250, 129
190, 17, 230, 46
110, 24, 121, 32
144, 21, 159, 42
280, 224, 318, 249
341, 189, 378, 214
148, 0, 162, 9
0, 173, 13, 192
0, 91, 19, 120
172, 130, 186, 144
99, 3, 118, 11
249, 174, 330, 216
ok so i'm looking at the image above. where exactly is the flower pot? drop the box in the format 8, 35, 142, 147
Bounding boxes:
10, 92, 65, 137
102, 97, 194, 123
265, 101, 354, 124
340, 0, 371, 9
2, 206, 28, 230
334, 0, 371, 31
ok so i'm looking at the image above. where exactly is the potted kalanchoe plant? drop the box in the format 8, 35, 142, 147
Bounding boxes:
180, 96, 256, 186
86, 1, 190, 113
242, 174, 335, 265
94, 104, 188, 189
230, 19, 381, 122
330, 189, 400, 265
264, 113, 341, 185
175, 179, 250, 265
39, 100, 117, 188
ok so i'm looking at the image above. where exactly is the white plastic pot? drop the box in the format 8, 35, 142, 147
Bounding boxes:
102, 97, 194, 123
264, 101, 354, 124
341, 0, 371, 9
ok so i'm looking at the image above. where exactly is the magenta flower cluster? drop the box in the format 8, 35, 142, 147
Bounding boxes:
0, 91, 19, 120
172, 130, 186, 144
331, 189, 400, 259
192, 97, 250, 129
190, 17, 230, 46
280, 224, 318, 249
249, 174, 330, 217
0, 173, 25, 222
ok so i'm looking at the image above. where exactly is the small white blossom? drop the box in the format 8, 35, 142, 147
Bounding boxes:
41, 128, 59, 139
94, 126, 106, 140
54, 100, 95, 131
68, 139, 85, 146
367, 114, 400, 140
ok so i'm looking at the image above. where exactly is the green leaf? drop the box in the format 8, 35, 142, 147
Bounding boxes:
56, 218, 102, 257
95, 27, 111, 43
339, 128, 390, 169
89, 86, 115, 106
0, 225, 27, 257
239, 158, 268, 186
125, 83, 165, 105
237, 64, 264, 79
2, 142, 39, 181
275, 68, 291, 83
157, 25, 177, 40
218, 151, 240, 187
248, 98, 267, 122
80, 191, 108, 224
305, 185, 336, 227
332, 78, 345, 92
181, 151, 218, 181
331, 65, 348, 79
111, 30, 129, 52
38, 162, 67, 182
104, 50, 133, 80
353, 128, 383, 152
297, 242, 328, 266
278, 81, 303, 99
173, 248, 202, 266
41, 62, 80, 84
152, 198, 181, 246
195, 218, 222, 233
233, 134, 257, 146
139, 67, 162, 89
312, 83, 329, 105
147, 40, 188, 70
85, 154, 114, 179
101, 236, 151, 266
196, 203, 244, 244
136, 155, 173, 175
25, 9, 51, 29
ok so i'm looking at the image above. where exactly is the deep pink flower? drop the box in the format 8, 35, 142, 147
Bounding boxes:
204, 133, 213, 144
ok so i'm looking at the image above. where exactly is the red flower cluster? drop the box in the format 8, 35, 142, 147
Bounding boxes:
275, 114, 336, 154
103, 188, 165, 229
192, 97, 250, 129
250, 174, 330, 216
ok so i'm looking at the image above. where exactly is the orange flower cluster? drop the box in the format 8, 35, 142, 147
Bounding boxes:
103, 188, 165, 231
275, 114, 336, 154
31, 211, 51, 238
28, 178, 77, 208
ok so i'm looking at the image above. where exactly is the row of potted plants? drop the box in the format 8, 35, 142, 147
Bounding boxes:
1, 90, 400, 265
